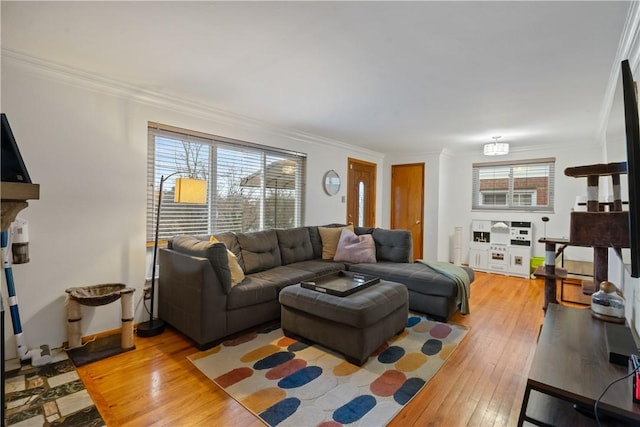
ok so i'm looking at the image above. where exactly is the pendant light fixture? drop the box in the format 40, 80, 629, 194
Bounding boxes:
484, 136, 509, 156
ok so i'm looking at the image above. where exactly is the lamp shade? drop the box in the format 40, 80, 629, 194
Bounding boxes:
483, 142, 509, 156
174, 178, 207, 203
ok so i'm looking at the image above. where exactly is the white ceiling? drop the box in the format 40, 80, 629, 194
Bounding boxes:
0, 1, 633, 154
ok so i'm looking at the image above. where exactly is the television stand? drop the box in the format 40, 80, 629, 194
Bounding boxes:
518, 304, 640, 425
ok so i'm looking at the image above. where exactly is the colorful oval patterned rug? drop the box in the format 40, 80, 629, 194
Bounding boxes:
189, 314, 468, 426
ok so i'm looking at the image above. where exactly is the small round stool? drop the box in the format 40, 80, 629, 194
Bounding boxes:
65, 283, 135, 350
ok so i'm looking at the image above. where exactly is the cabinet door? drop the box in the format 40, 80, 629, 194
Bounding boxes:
469, 248, 488, 270
472, 220, 491, 231
509, 247, 531, 278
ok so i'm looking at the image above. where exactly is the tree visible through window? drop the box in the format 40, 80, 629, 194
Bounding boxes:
147, 124, 306, 243
472, 158, 555, 212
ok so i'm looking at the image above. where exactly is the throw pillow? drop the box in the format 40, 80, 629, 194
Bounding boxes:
334, 228, 377, 263
318, 225, 354, 260
210, 236, 245, 286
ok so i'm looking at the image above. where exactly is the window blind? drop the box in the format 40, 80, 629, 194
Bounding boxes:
147, 124, 306, 243
471, 157, 555, 212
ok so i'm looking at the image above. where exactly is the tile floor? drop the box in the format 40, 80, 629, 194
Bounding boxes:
4, 349, 105, 426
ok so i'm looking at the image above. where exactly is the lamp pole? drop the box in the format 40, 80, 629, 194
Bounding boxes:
137, 171, 179, 337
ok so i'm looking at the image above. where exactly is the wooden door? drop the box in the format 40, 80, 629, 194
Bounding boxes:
391, 163, 424, 260
347, 158, 376, 227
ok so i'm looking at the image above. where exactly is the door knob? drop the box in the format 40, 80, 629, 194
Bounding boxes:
416, 220, 421, 225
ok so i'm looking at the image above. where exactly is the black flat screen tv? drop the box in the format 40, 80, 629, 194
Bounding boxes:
1, 113, 32, 183
621, 60, 640, 278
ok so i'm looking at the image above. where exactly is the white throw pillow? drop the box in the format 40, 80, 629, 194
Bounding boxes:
333, 228, 377, 263
318, 225, 354, 260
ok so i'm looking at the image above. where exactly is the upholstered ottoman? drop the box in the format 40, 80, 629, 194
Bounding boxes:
279, 280, 408, 365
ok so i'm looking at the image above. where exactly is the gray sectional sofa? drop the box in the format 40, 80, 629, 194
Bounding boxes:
158, 225, 474, 350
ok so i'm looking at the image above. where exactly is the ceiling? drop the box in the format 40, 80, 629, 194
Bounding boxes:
0, 1, 633, 155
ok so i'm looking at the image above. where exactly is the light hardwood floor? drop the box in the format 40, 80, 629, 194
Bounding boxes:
77, 272, 555, 426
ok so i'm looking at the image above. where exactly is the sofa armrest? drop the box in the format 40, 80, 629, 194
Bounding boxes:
170, 236, 233, 293
158, 248, 228, 347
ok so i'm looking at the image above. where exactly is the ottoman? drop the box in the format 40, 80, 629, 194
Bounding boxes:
279, 280, 408, 365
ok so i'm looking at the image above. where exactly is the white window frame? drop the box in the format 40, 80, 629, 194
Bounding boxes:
147, 123, 307, 243
472, 157, 555, 212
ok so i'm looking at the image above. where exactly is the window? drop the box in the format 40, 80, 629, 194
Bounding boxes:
472, 158, 555, 212
147, 123, 306, 243
358, 181, 365, 227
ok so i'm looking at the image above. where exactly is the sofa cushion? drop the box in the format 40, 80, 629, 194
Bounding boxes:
286, 260, 346, 276
226, 251, 244, 286
248, 265, 317, 291
210, 236, 245, 286
372, 228, 412, 262
213, 231, 244, 270
308, 224, 347, 259
237, 229, 282, 274
354, 226, 375, 235
319, 225, 354, 260
307, 226, 323, 259
276, 227, 314, 265
170, 235, 233, 293
347, 262, 460, 298
226, 276, 279, 310
334, 228, 377, 263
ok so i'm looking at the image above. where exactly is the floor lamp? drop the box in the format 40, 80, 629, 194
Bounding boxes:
137, 173, 207, 337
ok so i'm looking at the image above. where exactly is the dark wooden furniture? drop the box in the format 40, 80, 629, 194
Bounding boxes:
558, 259, 593, 305
534, 162, 631, 312
565, 162, 630, 292
1, 181, 40, 231
519, 304, 640, 426
534, 238, 569, 310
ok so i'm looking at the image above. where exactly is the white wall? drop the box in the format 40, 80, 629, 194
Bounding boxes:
1, 54, 384, 359
385, 143, 602, 264
445, 143, 603, 263
382, 150, 443, 261
609, 250, 640, 339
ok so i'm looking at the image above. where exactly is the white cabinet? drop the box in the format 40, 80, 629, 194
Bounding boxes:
472, 220, 491, 232
469, 246, 489, 271
471, 220, 491, 244
469, 220, 532, 278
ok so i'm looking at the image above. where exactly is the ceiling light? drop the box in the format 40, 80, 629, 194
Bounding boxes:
483, 136, 509, 156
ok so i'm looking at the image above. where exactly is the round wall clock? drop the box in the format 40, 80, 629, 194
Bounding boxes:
323, 170, 341, 196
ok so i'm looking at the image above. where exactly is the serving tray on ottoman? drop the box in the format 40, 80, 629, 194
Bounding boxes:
279, 280, 408, 365
300, 271, 379, 296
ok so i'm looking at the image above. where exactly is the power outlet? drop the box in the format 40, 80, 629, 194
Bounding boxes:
143, 279, 152, 300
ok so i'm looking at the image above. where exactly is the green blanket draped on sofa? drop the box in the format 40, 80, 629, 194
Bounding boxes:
416, 260, 471, 314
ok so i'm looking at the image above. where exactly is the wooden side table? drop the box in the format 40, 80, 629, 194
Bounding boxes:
518, 304, 640, 425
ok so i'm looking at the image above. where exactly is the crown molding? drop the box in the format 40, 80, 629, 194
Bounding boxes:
597, 1, 640, 143
1, 48, 383, 159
